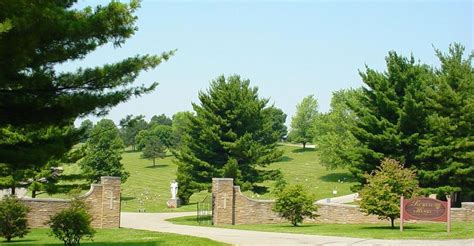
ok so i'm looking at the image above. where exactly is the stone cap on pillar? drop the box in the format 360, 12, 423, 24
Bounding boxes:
212, 178, 234, 181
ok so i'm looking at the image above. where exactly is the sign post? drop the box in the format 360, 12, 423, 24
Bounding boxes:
400, 196, 404, 232
446, 195, 451, 233
400, 196, 451, 233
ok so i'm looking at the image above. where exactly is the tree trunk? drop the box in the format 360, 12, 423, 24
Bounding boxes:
302, 142, 306, 149
11, 186, 15, 195
32, 189, 37, 198
391, 217, 394, 228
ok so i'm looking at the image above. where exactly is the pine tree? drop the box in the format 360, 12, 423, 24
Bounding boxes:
348, 52, 432, 186
416, 44, 474, 201
0, 0, 173, 172
174, 75, 283, 203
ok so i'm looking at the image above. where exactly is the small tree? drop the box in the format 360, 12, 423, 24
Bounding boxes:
80, 119, 129, 183
0, 196, 30, 242
47, 200, 95, 246
359, 158, 419, 228
290, 95, 319, 149
141, 136, 166, 166
274, 184, 317, 226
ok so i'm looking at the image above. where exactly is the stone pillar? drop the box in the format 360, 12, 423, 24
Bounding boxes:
100, 176, 121, 228
212, 178, 234, 225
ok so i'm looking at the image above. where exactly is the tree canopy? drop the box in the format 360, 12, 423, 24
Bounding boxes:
0, 0, 173, 174
80, 119, 129, 183
359, 158, 419, 228
289, 95, 318, 149
347, 44, 473, 201
174, 75, 283, 203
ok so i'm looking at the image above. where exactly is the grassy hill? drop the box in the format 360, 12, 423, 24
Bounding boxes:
119, 144, 356, 212
36, 145, 356, 212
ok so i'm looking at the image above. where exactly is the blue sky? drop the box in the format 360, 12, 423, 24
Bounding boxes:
70, 0, 473, 126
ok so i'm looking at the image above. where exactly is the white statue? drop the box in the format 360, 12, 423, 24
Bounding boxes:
170, 180, 178, 199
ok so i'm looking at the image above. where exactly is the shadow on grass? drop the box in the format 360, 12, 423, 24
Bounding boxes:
291, 148, 316, 153
277, 156, 294, 162
318, 172, 355, 182
121, 196, 135, 201
145, 164, 169, 169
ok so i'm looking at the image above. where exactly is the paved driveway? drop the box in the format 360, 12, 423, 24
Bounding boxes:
120, 212, 474, 246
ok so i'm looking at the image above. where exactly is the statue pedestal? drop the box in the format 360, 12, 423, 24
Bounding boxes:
167, 198, 180, 208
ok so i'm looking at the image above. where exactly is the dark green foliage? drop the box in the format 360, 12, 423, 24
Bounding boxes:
416, 44, 474, 201
348, 44, 473, 201
348, 51, 431, 185
0, 0, 173, 174
119, 115, 148, 150
0, 196, 30, 242
136, 124, 174, 150
174, 75, 283, 204
47, 200, 95, 246
313, 89, 362, 169
359, 158, 419, 228
80, 119, 129, 183
150, 114, 173, 127
262, 106, 288, 141
141, 135, 166, 166
274, 184, 317, 226
289, 95, 318, 149
78, 120, 94, 143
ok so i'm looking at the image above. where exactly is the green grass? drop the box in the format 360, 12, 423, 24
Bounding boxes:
243, 145, 356, 200
0, 228, 227, 245
120, 151, 207, 212
167, 215, 474, 240
36, 145, 356, 212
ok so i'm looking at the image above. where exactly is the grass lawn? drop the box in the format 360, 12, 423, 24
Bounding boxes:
35, 144, 356, 212
0, 228, 227, 245
167, 216, 474, 240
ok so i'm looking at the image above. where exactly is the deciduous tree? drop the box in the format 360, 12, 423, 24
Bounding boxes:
80, 119, 129, 183
359, 158, 419, 228
289, 95, 318, 149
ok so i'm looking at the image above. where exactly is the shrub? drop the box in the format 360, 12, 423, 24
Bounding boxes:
47, 200, 95, 246
359, 158, 419, 228
0, 196, 30, 242
274, 184, 317, 226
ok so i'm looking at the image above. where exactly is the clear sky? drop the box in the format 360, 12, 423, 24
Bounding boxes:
69, 0, 473, 126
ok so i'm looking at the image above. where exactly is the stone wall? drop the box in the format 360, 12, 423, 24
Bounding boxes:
21, 176, 121, 228
212, 178, 474, 225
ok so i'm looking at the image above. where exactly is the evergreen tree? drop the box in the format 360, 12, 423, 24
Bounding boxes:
80, 119, 129, 183
289, 95, 318, 149
0, 0, 173, 171
174, 75, 283, 203
348, 52, 431, 186
417, 44, 474, 201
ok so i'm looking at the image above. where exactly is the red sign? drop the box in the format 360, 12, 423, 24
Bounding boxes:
403, 197, 448, 222
400, 196, 451, 233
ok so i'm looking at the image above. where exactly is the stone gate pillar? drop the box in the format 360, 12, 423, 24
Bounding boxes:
212, 178, 234, 225
99, 176, 121, 228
